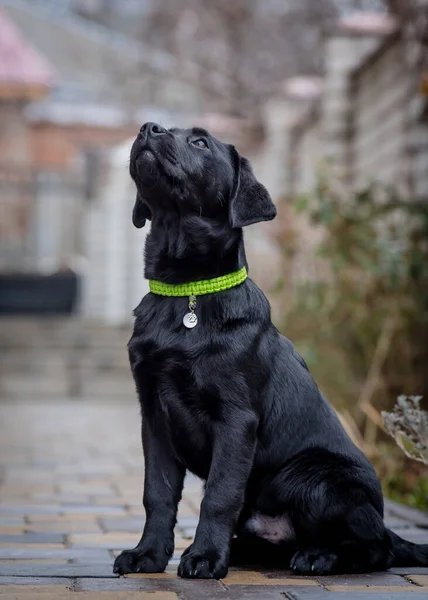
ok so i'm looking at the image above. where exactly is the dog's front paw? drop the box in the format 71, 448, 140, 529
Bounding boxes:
290, 548, 339, 575
113, 547, 168, 575
178, 544, 228, 579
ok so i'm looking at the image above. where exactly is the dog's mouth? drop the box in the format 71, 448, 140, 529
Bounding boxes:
131, 134, 154, 162
137, 148, 156, 165
130, 139, 160, 185
130, 132, 182, 189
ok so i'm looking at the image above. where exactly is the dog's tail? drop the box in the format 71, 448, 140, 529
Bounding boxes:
388, 529, 428, 567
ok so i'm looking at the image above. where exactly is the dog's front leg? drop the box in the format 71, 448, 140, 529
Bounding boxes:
178, 410, 258, 579
113, 420, 185, 575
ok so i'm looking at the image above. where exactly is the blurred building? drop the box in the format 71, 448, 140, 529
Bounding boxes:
1, 2, 427, 319
276, 11, 428, 288
1, 3, 427, 399
0, 0, 197, 316
0, 7, 56, 276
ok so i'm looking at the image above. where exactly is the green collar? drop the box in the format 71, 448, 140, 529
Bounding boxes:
149, 266, 247, 297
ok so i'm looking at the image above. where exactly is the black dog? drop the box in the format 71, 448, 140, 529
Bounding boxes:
113, 123, 428, 579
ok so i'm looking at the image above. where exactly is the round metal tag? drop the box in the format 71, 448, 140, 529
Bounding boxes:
183, 312, 198, 329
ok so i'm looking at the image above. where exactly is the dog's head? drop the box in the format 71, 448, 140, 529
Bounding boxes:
129, 123, 276, 229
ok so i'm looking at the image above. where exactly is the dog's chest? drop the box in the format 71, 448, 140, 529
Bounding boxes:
131, 329, 221, 477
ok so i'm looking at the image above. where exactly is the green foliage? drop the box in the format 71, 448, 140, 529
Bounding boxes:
276, 171, 428, 412
382, 464, 428, 511
371, 441, 428, 511
275, 171, 428, 507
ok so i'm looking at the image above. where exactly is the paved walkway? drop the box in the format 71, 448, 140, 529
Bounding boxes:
1, 398, 428, 599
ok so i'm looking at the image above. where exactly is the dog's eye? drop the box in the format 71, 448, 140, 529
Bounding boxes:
192, 139, 208, 149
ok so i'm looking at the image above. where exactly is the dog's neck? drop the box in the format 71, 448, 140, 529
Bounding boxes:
144, 214, 247, 284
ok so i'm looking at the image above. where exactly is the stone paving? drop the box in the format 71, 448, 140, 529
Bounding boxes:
1, 397, 428, 599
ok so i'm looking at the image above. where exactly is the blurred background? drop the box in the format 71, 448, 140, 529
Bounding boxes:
0, 0, 427, 507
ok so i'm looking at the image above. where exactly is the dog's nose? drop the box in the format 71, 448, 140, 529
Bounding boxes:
140, 122, 166, 136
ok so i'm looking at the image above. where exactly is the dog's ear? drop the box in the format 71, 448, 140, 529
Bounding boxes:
229, 146, 276, 228
132, 192, 152, 228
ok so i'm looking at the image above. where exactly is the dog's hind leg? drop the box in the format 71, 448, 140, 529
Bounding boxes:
290, 504, 392, 575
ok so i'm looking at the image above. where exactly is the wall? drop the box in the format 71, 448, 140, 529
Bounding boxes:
321, 32, 379, 183
288, 112, 326, 286
83, 138, 149, 325
0, 102, 31, 165
28, 122, 137, 170
0, 167, 84, 273
277, 28, 428, 292
350, 35, 414, 196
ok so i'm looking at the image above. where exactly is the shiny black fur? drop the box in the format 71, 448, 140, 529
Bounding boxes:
113, 123, 428, 579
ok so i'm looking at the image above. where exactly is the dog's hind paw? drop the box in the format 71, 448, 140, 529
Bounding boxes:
290, 548, 339, 575
113, 548, 167, 575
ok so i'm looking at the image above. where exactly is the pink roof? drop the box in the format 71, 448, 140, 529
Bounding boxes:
338, 12, 398, 36
0, 8, 54, 86
283, 76, 324, 100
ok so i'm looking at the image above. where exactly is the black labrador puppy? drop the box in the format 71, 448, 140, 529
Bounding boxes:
113, 123, 428, 579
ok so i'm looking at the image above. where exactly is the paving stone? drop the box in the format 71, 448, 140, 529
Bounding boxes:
0, 577, 71, 587
0, 592, 67, 599
99, 518, 145, 533
70, 532, 139, 548
92, 497, 131, 505
0, 486, 56, 496
79, 576, 225, 596
123, 574, 175, 580
390, 567, 428, 575
223, 570, 318, 586
28, 514, 99, 522
2, 397, 428, 599
0, 527, 26, 535
385, 518, 414, 529
0, 499, 55, 507
261, 569, 321, 583
406, 574, 428, 587
0, 534, 64, 545
89, 593, 179, 599
0, 506, 59, 516
395, 529, 428, 543
174, 538, 190, 551
0, 560, 68, 565
175, 517, 199, 527
0, 563, 118, 578
0, 584, 72, 597
0, 519, 25, 527
30, 494, 93, 504
179, 528, 196, 539
0, 548, 111, 561
58, 486, 117, 498
325, 585, 422, 592
225, 587, 323, 599
167, 558, 181, 567
26, 521, 101, 533
385, 500, 428, 528
110, 575, 319, 600
0, 544, 64, 550
0, 591, 177, 600
60, 506, 127, 516
287, 593, 428, 600
316, 571, 412, 587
